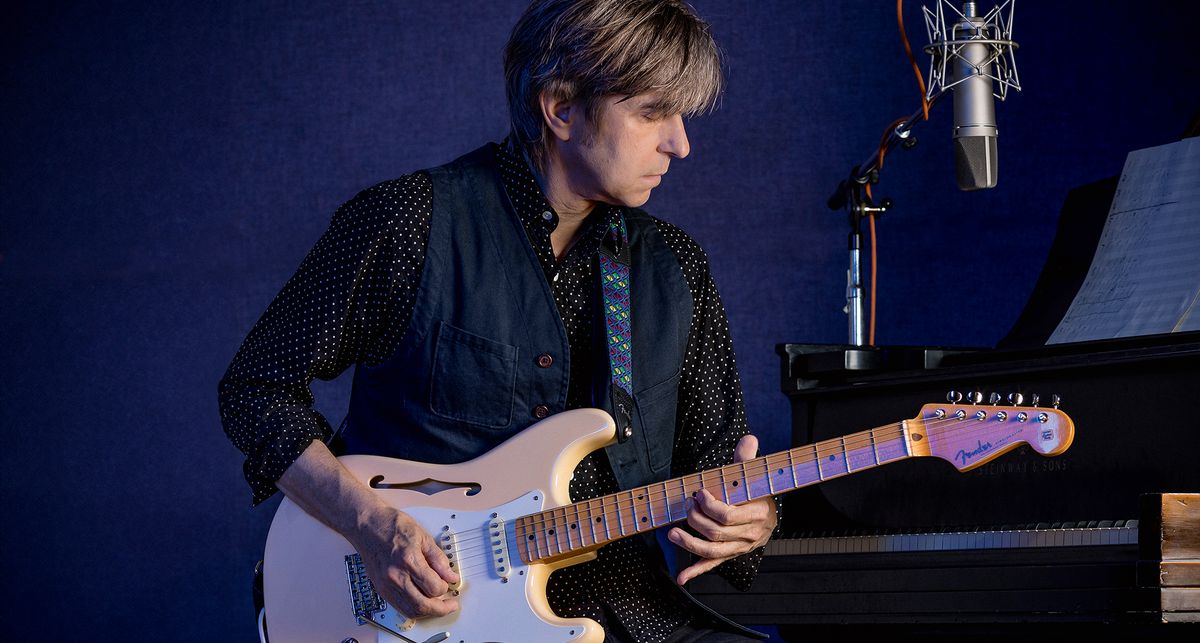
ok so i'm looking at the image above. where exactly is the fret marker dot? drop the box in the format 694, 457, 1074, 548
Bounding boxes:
732, 481, 739, 487
829, 455, 835, 461
548, 529, 555, 535
570, 523, 577, 529
641, 517, 648, 523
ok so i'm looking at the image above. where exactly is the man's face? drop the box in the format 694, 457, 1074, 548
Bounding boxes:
558, 93, 691, 209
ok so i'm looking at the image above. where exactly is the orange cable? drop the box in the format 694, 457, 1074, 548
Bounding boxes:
857, 1, 931, 346
898, 0, 930, 121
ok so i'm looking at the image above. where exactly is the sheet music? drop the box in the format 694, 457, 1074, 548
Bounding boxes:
1048, 137, 1200, 344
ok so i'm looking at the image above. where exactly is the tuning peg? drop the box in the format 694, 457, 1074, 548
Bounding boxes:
988, 392, 1001, 405
968, 391, 983, 404
1008, 392, 1024, 405
1030, 393, 1041, 407
947, 390, 963, 403
1051, 394, 1061, 409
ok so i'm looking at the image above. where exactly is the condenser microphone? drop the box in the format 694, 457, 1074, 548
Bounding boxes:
923, 0, 1021, 191
951, 6, 998, 190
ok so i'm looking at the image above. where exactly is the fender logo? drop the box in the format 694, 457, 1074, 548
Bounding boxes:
955, 440, 993, 465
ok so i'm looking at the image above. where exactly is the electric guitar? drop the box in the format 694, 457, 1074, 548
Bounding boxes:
263, 397, 1074, 642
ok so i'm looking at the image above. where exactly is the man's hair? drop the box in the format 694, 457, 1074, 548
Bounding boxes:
504, 0, 724, 169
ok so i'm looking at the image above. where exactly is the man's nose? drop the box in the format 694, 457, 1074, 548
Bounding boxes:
659, 114, 690, 159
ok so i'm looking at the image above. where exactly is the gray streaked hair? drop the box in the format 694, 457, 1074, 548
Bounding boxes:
504, 0, 724, 169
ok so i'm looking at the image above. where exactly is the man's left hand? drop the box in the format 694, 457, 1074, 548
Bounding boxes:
667, 434, 778, 585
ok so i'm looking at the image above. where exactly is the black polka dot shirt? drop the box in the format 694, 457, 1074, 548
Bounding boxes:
218, 140, 769, 642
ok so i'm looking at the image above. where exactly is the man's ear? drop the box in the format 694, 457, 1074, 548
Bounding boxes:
538, 91, 576, 142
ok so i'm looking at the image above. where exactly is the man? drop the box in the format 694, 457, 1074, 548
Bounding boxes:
219, 1, 778, 640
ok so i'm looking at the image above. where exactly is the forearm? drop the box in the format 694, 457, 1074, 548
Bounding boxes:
275, 439, 389, 544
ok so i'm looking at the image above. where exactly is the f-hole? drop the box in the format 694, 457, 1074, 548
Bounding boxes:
368, 476, 482, 497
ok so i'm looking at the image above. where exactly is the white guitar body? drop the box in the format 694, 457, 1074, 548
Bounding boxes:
263, 408, 616, 643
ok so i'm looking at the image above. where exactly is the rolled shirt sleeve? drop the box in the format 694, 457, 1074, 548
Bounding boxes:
218, 175, 432, 504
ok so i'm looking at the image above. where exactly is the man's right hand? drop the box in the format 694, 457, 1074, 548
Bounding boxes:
276, 440, 461, 620
350, 504, 461, 619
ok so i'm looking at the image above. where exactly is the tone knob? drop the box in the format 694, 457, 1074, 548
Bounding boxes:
1051, 394, 1062, 409
1008, 392, 1024, 405
1030, 393, 1041, 407
947, 390, 963, 403
968, 391, 983, 404
988, 392, 1001, 405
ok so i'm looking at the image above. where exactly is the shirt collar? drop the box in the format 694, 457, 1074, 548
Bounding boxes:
493, 138, 621, 257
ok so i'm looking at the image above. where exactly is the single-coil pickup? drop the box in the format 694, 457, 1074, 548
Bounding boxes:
439, 527, 463, 595
488, 516, 512, 580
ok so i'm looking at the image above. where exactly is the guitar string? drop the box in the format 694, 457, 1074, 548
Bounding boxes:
441, 409, 1062, 563
500, 408, 1056, 541
436, 409, 1064, 573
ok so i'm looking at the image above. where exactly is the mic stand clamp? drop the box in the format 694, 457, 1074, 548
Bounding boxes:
840, 169, 892, 347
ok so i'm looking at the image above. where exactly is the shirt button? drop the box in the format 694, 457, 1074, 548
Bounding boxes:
541, 210, 553, 221
533, 404, 551, 419
536, 353, 554, 368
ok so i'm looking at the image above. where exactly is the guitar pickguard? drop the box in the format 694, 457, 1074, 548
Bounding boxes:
367, 491, 570, 643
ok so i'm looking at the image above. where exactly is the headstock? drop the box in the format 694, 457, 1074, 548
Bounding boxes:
912, 391, 1075, 472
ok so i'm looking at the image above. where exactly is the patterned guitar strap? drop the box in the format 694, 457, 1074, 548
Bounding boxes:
598, 212, 634, 443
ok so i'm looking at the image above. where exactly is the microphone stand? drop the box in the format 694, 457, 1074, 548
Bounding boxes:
827, 90, 949, 345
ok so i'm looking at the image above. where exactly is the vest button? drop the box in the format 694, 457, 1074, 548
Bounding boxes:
533, 404, 551, 419
536, 353, 554, 368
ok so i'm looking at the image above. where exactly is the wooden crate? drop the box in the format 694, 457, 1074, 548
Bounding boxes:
1139, 493, 1200, 623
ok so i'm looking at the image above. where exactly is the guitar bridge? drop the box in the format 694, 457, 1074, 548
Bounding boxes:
344, 553, 387, 625
344, 553, 415, 634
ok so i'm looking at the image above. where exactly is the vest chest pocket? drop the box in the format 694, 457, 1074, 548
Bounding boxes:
634, 369, 681, 474
429, 321, 517, 429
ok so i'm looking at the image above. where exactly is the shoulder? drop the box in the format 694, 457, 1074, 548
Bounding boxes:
330, 172, 433, 236
627, 208, 712, 279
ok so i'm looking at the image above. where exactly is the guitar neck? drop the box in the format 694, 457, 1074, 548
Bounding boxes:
514, 419, 924, 564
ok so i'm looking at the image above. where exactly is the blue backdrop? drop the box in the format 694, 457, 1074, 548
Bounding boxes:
2, 1, 1197, 639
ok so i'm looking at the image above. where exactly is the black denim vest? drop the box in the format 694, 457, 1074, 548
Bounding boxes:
341, 145, 692, 493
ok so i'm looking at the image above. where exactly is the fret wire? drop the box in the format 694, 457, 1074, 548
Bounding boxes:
870, 427, 880, 465
813, 443, 825, 481
647, 485, 656, 528
603, 498, 612, 542
739, 460, 751, 501
566, 504, 578, 551
763, 451, 772, 496
630, 490, 640, 533
679, 476, 689, 520
662, 480, 673, 523
537, 513, 548, 559
518, 518, 530, 563
553, 509, 564, 554
765, 456, 775, 497
556, 506, 568, 552
624, 491, 633, 537
788, 449, 798, 490
840, 435, 851, 473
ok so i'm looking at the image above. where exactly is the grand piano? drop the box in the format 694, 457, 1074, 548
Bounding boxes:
687, 171, 1200, 635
